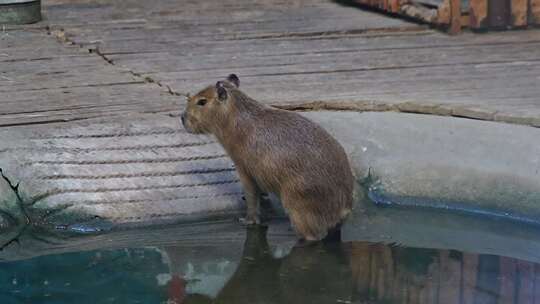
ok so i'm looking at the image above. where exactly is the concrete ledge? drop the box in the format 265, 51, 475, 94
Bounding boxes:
314, 111, 540, 222
0, 111, 538, 247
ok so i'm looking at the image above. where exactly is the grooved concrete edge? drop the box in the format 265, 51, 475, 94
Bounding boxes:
1, 110, 540, 224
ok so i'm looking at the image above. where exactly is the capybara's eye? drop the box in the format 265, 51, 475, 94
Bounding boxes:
196, 99, 207, 106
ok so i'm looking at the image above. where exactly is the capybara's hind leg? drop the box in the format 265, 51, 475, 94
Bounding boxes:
287, 209, 328, 241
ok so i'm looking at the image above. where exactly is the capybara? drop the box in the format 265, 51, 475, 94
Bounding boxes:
181, 74, 353, 241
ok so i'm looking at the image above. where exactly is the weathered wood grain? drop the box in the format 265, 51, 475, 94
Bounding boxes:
511, 0, 528, 26
449, 0, 462, 33
30, 0, 540, 127
531, 0, 540, 25
0, 29, 181, 126
438, 0, 452, 24
469, 0, 488, 28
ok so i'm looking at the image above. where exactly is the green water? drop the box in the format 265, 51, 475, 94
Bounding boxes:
1, 220, 540, 304
1, 248, 168, 303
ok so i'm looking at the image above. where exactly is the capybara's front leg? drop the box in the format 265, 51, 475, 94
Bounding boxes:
237, 169, 261, 225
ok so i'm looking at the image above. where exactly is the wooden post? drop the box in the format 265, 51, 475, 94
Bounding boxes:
511, 0, 528, 26
390, 0, 400, 13
382, 0, 389, 10
438, 0, 451, 25
530, 0, 540, 25
449, 0, 462, 34
470, 0, 489, 28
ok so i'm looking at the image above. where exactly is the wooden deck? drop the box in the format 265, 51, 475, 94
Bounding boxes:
2, 0, 540, 127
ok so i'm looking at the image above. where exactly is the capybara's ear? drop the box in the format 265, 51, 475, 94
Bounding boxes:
226, 74, 239, 88
216, 81, 228, 101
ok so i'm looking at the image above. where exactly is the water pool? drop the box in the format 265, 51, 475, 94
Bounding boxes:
1, 208, 540, 304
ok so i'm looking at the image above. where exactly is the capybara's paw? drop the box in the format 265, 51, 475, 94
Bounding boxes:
238, 215, 261, 226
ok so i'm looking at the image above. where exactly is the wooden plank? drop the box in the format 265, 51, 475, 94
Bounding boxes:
157, 58, 540, 106
511, 0, 528, 26
470, 0, 489, 28
531, 0, 540, 25
0, 27, 180, 126
57, 0, 412, 38
113, 42, 540, 80
86, 29, 540, 57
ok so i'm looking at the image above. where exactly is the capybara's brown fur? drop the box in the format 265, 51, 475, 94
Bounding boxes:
181, 74, 353, 241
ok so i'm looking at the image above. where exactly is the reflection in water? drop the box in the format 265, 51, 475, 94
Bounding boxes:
163, 227, 353, 304
1, 223, 540, 303
160, 227, 540, 304
350, 243, 539, 304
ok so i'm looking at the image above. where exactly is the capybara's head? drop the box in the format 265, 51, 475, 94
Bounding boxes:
181, 74, 240, 134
